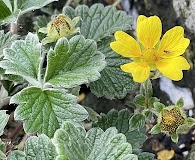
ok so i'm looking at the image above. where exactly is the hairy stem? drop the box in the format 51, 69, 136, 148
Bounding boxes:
38, 50, 47, 86
10, 22, 17, 34
113, 0, 122, 7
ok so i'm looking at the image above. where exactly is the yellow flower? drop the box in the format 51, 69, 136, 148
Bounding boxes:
39, 14, 81, 44
110, 15, 190, 82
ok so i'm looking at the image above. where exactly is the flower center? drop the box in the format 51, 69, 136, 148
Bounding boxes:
161, 108, 185, 134
162, 111, 176, 126
141, 49, 158, 68
51, 15, 71, 34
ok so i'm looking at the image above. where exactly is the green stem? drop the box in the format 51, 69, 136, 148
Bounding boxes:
10, 22, 17, 34
142, 79, 150, 108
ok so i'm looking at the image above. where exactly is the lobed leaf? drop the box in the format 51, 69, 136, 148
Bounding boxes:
0, 30, 18, 57
12, 0, 58, 15
0, 0, 12, 19
0, 32, 41, 86
0, 110, 9, 136
54, 121, 138, 160
0, 0, 56, 25
0, 0, 20, 25
44, 35, 106, 88
11, 87, 88, 137
94, 109, 146, 150
0, 9, 20, 26
90, 37, 138, 99
63, 3, 132, 41
7, 134, 57, 160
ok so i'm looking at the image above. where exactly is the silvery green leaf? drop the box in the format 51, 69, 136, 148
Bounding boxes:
44, 36, 106, 88
0, 110, 9, 136
129, 113, 146, 132
0, 0, 20, 25
0, 30, 18, 57
0, 9, 20, 26
63, 3, 132, 41
90, 37, 138, 99
0, 0, 56, 25
7, 134, 57, 160
12, 0, 58, 15
11, 87, 88, 137
54, 121, 138, 160
0, 33, 41, 86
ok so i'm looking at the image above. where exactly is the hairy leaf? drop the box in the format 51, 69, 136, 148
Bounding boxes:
0, 0, 20, 25
94, 109, 146, 150
63, 3, 132, 41
0, 9, 20, 26
11, 87, 88, 137
0, 0, 56, 25
0, 0, 12, 19
7, 134, 57, 160
0, 30, 18, 57
44, 36, 106, 88
0, 110, 9, 136
129, 113, 146, 132
0, 33, 41, 86
54, 121, 138, 160
12, 0, 57, 15
90, 37, 138, 99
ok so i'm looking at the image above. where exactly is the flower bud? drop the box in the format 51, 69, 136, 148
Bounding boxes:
39, 14, 81, 44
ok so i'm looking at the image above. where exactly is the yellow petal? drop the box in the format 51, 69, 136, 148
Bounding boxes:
137, 15, 147, 23
137, 15, 162, 48
110, 31, 142, 57
156, 56, 190, 81
120, 62, 150, 82
157, 26, 190, 58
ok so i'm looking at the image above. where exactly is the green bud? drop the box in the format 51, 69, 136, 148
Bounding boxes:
39, 14, 81, 44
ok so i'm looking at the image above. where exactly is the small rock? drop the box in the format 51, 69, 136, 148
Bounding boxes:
159, 77, 194, 110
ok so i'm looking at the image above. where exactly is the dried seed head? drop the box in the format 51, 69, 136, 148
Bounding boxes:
160, 107, 185, 134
